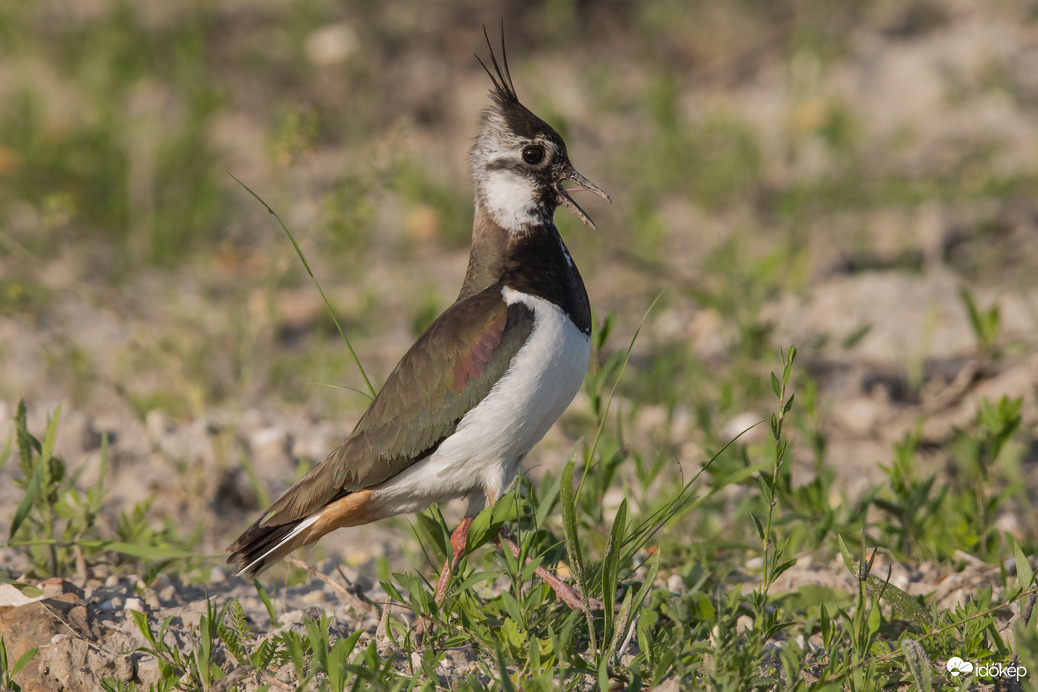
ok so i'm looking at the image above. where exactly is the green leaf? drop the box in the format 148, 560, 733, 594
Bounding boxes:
452, 570, 499, 595
867, 602, 881, 635
838, 536, 934, 626
757, 474, 773, 503
11, 644, 37, 679
601, 498, 628, 629
533, 470, 562, 529
6, 582, 42, 599
15, 401, 38, 471
9, 459, 43, 540
500, 617, 523, 653
597, 648, 612, 692
608, 587, 635, 659
901, 638, 932, 692
499, 592, 524, 629
81, 541, 200, 560
559, 457, 584, 588
39, 404, 61, 470
465, 504, 497, 556
819, 602, 831, 644
0, 430, 12, 475
609, 549, 660, 661
751, 513, 765, 542
466, 491, 522, 555
253, 580, 279, 626
414, 507, 449, 561
130, 610, 158, 649
770, 371, 781, 398
771, 558, 798, 582
1015, 541, 1035, 590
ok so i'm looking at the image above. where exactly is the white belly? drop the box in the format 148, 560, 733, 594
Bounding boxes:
372, 287, 590, 515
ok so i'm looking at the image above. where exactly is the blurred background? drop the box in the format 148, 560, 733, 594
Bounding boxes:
1, 0, 1036, 558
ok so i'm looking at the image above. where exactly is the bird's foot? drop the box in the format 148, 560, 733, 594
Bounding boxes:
494, 528, 604, 612
536, 567, 605, 612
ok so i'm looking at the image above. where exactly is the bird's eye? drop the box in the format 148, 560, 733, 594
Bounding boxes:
522, 145, 544, 165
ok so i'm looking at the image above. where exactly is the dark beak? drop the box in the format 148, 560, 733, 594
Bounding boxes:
556, 168, 610, 229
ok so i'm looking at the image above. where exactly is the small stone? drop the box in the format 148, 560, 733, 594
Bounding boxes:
145, 409, 172, 440
125, 598, 144, 613
666, 574, 685, 595
305, 23, 358, 67
250, 426, 290, 466
40, 577, 82, 599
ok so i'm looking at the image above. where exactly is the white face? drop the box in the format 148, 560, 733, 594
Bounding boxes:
471, 111, 563, 231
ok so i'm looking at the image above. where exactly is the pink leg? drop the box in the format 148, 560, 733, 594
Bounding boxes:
494, 528, 604, 612
416, 517, 475, 643
433, 517, 474, 604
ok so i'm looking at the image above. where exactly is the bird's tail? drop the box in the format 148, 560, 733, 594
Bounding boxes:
226, 513, 324, 578
225, 488, 378, 577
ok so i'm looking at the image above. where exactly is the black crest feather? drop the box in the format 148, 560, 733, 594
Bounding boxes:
477, 23, 519, 107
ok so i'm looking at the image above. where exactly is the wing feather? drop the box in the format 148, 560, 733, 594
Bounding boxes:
250, 286, 534, 528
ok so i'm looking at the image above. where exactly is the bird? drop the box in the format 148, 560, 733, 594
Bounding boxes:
226, 26, 609, 614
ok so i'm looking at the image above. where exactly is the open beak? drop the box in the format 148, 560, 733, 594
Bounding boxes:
556, 168, 611, 229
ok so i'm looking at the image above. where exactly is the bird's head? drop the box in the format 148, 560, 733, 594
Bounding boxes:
470, 27, 609, 232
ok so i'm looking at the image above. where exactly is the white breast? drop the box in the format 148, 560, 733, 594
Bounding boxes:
371, 288, 590, 515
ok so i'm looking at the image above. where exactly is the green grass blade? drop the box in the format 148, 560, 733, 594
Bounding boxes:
39, 404, 61, 468
578, 292, 663, 498
9, 459, 43, 540
1015, 541, 1035, 591
601, 498, 628, 636
0, 430, 11, 475
229, 173, 376, 399
560, 455, 596, 649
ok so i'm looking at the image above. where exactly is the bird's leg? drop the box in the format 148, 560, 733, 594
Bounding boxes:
494, 527, 604, 612
416, 517, 474, 645
433, 516, 474, 604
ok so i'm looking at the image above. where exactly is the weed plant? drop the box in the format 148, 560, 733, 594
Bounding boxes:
3, 295, 1035, 688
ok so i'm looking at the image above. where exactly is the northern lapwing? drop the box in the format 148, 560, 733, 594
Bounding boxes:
227, 27, 609, 614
